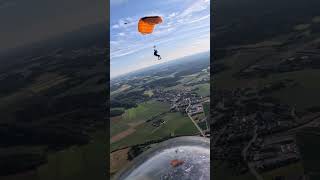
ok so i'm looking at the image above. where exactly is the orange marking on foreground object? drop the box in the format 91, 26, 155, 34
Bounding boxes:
170, 159, 184, 167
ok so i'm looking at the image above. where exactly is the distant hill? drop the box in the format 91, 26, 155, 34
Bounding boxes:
112, 51, 209, 81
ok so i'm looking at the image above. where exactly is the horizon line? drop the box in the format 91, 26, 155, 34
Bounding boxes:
110, 50, 210, 79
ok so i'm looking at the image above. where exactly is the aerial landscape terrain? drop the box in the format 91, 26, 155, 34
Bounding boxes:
109, 0, 211, 178
0, 23, 107, 180
110, 52, 210, 176
212, 0, 320, 179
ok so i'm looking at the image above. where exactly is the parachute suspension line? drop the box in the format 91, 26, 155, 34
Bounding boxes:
137, 16, 163, 59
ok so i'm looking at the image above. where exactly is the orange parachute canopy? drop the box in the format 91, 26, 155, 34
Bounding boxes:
138, 16, 163, 35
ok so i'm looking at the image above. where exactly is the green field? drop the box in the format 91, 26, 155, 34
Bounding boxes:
213, 48, 274, 89
110, 116, 130, 137
212, 161, 256, 180
269, 70, 320, 110
122, 100, 170, 123
110, 107, 125, 111
193, 113, 205, 121
214, 49, 320, 111
110, 108, 125, 117
2, 131, 106, 180
213, 161, 304, 180
194, 83, 210, 97
110, 112, 198, 151
198, 120, 208, 130
178, 73, 199, 84
110, 100, 170, 137
203, 102, 210, 117
261, 163, 304, 180
110, 84, 131, 96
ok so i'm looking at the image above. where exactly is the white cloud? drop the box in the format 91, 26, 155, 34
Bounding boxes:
179, 0, 209, 18
111, 16, 138, 30
186, 14, 210, 24
111, 40, 154, 59
118, 32, 125, 36
112, 49, 140, 58
110, 41, 120, 46
112, 24, 120, 29
168, 12, 178, 19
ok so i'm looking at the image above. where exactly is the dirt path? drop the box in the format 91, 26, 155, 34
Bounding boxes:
110, 128, 136, 143
289, 113, 320, 132
242, 125, 264, 180
110, 121, 144, 143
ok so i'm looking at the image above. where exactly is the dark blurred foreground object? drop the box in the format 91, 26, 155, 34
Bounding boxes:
112, 136, 210, 180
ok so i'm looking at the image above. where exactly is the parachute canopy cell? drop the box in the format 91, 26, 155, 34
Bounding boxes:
138, 16, 163, 35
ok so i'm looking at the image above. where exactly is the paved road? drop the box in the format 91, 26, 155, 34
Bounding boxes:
289, 113, 320, 132
186, 98, 206, 137
242, 125, 263, 180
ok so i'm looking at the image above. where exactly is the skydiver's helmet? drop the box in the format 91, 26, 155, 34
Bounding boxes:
112, 136, 210, 180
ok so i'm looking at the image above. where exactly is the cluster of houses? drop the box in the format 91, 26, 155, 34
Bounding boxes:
251, 135, 300, 172
153, 88, 205, 115
211, 87, 304, 175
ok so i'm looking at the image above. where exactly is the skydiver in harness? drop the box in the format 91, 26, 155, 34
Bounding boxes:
153, 46, 162, 60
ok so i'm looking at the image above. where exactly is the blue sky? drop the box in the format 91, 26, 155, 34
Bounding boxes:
110, 0, 210, 78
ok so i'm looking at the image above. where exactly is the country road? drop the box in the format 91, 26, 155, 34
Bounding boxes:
186, 98, 206, 137
289, 113, 320, 132
242, 125, 263, 180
